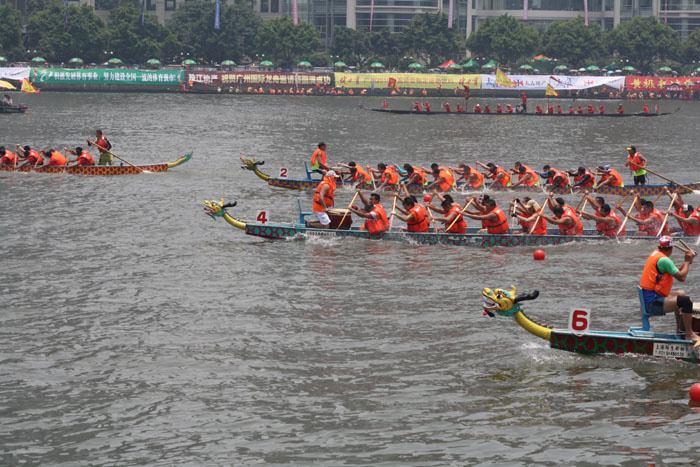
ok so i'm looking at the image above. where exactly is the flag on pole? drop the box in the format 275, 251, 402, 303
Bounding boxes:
584, 0, 589, 26
545, 84, 559, 97
388, 77, 397, 88
141, 0, 146, 27
496, 68, 516, 88
21, 79, 40, 94
370, 0, 374, 32
292, 0, 298, 25
214, 0, 220, 29
523, 0, 528, 20
448, 0, 453, 29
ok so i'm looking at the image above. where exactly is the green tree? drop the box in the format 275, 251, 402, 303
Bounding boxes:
368, 28, 406, 69
0, 4, 24, 61
106, 1, 178, 64
403, 13, 461, 68
607, 16, 680, 74
540, 16, 606, 68
681, 27, 700, 66
167, 0, 261, 63
25, 2, 106, 63
329, 26, 371, 68
258, 16, 319, 67
466, 14, 539, 67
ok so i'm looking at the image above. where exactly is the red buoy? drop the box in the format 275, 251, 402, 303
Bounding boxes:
690, 383, 700, 401
423, 194, 433, 203
534, 249, 545, 261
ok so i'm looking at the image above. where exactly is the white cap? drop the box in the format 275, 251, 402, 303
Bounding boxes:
325, 170, 337, 178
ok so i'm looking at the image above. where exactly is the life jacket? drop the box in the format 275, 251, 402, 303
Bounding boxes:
27, 150, 43, 165
436, 168, 454, 191
484, 206, 508, 234
311, 148, 326, 171
638, 209, 667, 236
445, 204, 466, 234
628, 153, 646, 174
94, 136, 111, 154
639, 249, 674, 297
490, 166, 511, 186
521, 214, 547, 235
548, 169, 569, 187
519, 166, 539, 187
410, 166, 427, 185
76, 150, 95, 166
381, 166, 399, 185
364, 202, 389, 235
47, 151, 67, 166
496, 105, 502, 114
681, 208, 700, 236
601, 169, 624, 187
559, 208, 583, 235
0, 150, 18, 165
352, 165, 371, 183
574, 170, 595, 187
312, 177, 336, 212
474, 105, 482, 113
407, 204, 430, 232
469, 169, 484, 189
597, 211, 625, 236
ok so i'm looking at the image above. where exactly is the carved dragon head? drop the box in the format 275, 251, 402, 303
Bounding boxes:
204, 199, 236, 218
240, 157, 264, 170
481, 287, 539, 318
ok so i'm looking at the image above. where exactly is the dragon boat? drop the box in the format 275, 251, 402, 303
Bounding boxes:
365, 107, 679, 117
240, 157, 699, 197
0, 104, 28, 114
482, 285, 700, 364
203, 198, 687, 247
0, 153, 192, 175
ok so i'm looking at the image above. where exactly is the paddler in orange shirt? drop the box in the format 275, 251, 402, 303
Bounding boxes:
428, 192, 466, 234
402, 164, 428, 187
307, 170, 337, 228
463, 197, 509, 234
476, 161, 511, 187
0, 146, 18, 166
580, 203, 626, 236
595, 165, 625, 188
42, 149, 67, 166
451, 163, 484, 190
349, 190, 390, 235
338, 161, 372, 184
510, 161, 540, 187
425, 163, 455, 192
392, 192, 430, 233
619, 196, 668, 236
661, 187, 700, 237
369, 163, 399, 191
512, 198, 547, 235
16, 145, 43, 167
310, 142, 330, 174
65, 146, 95, 167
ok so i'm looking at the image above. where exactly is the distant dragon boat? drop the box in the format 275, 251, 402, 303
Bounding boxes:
0, 104, 28, 114
240, 157, 700, 197
0, 153, 191, 175
482, 285, 700, 364
203, 198, 686, 247
364, 106, 679, 117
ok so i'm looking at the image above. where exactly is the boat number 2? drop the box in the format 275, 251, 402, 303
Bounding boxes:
568, 309, 590, 333
279, 168, 288, 178
256, 211, 268, 224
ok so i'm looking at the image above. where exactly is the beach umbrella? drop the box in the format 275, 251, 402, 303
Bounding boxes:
553, 64, 568, 72
462, 58, 479, 70
370, 62, 384, 68
695, 66, 700, 72
603, 61, 618, 70
297, 60, 312, 68
221, 60, 236, 66
408, 62, 423, 70
533, 55, 551, 62
68, 57, 83, 64
0, 80, 16, 90
585, 65, 600, 72
31, 56, 47, 64
146, 58, 161, 65
108, 58, 124, 65
658, 66, 673, 73
481, 59, 498, 69
0, 56, 7, 63
181, 59, 196, 65
260, 60, 273, 66
333, 61, 347, 68
447, 63, 462, 71
518, 64, 533, 71
622, 65, 636, 71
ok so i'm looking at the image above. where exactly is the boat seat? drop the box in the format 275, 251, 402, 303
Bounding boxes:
629, 286, 665, 333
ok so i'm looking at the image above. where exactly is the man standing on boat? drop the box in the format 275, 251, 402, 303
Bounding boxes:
520, 92, 527, 113
87, 129, 113, 166
310, 142, 329, 175
639, 236, 699, 343
307, 170, 337, 229
624, 145, 647, 186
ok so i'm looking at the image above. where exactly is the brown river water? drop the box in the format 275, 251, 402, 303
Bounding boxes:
2, 93, 700, 465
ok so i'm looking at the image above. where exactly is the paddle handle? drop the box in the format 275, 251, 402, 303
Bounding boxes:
528, 202, 548, 235
388, 194, 399, 229
656, 193, 677, 237
87, 139, 145, 172
617, 195, 638, 235
338, 191, 359, 228
446, 199, 472, 232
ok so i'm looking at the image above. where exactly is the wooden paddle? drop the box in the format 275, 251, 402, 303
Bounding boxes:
366, 165, 377, 190
508, 199, 519, 232
388, 194, 399, 230
445, 199, 472, 232
617, 195, 638, 235
426, 204, 437, 232
656, 193, 677, 236
338, 191, 360, 228
528, 200, 548, 235
87, 139, 149, 173
644, 167, 693, 194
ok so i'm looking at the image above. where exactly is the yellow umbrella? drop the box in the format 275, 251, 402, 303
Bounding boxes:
0, 80, 16, 90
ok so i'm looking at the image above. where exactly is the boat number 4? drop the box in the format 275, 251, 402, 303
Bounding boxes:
256, 211, 269, 224
568, 308, 590, 334
279, 168, 288, 178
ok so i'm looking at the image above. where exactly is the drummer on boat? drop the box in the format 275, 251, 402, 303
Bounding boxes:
307, 170, 337, 229
639, 236, 699, 343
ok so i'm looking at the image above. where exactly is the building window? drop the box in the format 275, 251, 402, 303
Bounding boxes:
165, 0, 176, 10
147, 0, 156, 11
260, 0, 269, 12
271, 0, 279, 12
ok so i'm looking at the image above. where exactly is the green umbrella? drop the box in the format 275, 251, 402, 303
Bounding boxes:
221, 60, 236, 66
108, 58, 124, 64
518, 64, 533, 70
462, 58, 479, 70
31, 56, 47, 63
448, 63, 462, 70
370, 62, 384, 68
181, 59, 196, 65
408, 62, 422, 70
622, 65, 636, 71
68, 57, 83, 64
0, 56, 7, 63
585, 65, 600, 71
146, 58, 161, 65
695, 66, 700, 72
333, 61, 347, 68
260, 60, 273, 66
553, 64, 569, 72
658, 66, 673, 72
603, 61, 618, 70
297, 60, 312, 67
481, 59, 498, 69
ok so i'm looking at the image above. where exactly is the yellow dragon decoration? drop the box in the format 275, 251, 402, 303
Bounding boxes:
240, 157, 271, 182
482, 286, 552, 341
203, 199, 247, 230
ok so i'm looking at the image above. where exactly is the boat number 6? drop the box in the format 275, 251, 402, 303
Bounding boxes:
568, 309, 590, 333
279, 168, 288, 178
256, 211, 268, 224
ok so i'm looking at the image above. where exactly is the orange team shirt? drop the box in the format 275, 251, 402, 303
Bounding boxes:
46, 151, 67, 166
311, 148, 326, 170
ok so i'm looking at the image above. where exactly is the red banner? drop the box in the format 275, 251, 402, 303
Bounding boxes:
625, 76, 700, 91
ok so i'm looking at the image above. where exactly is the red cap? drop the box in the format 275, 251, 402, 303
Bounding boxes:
659, 236, 673, 248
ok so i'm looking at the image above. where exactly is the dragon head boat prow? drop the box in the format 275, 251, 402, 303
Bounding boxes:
203, 199, 247, 230
481, 286, 550, 340
240, 156, 270, 182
